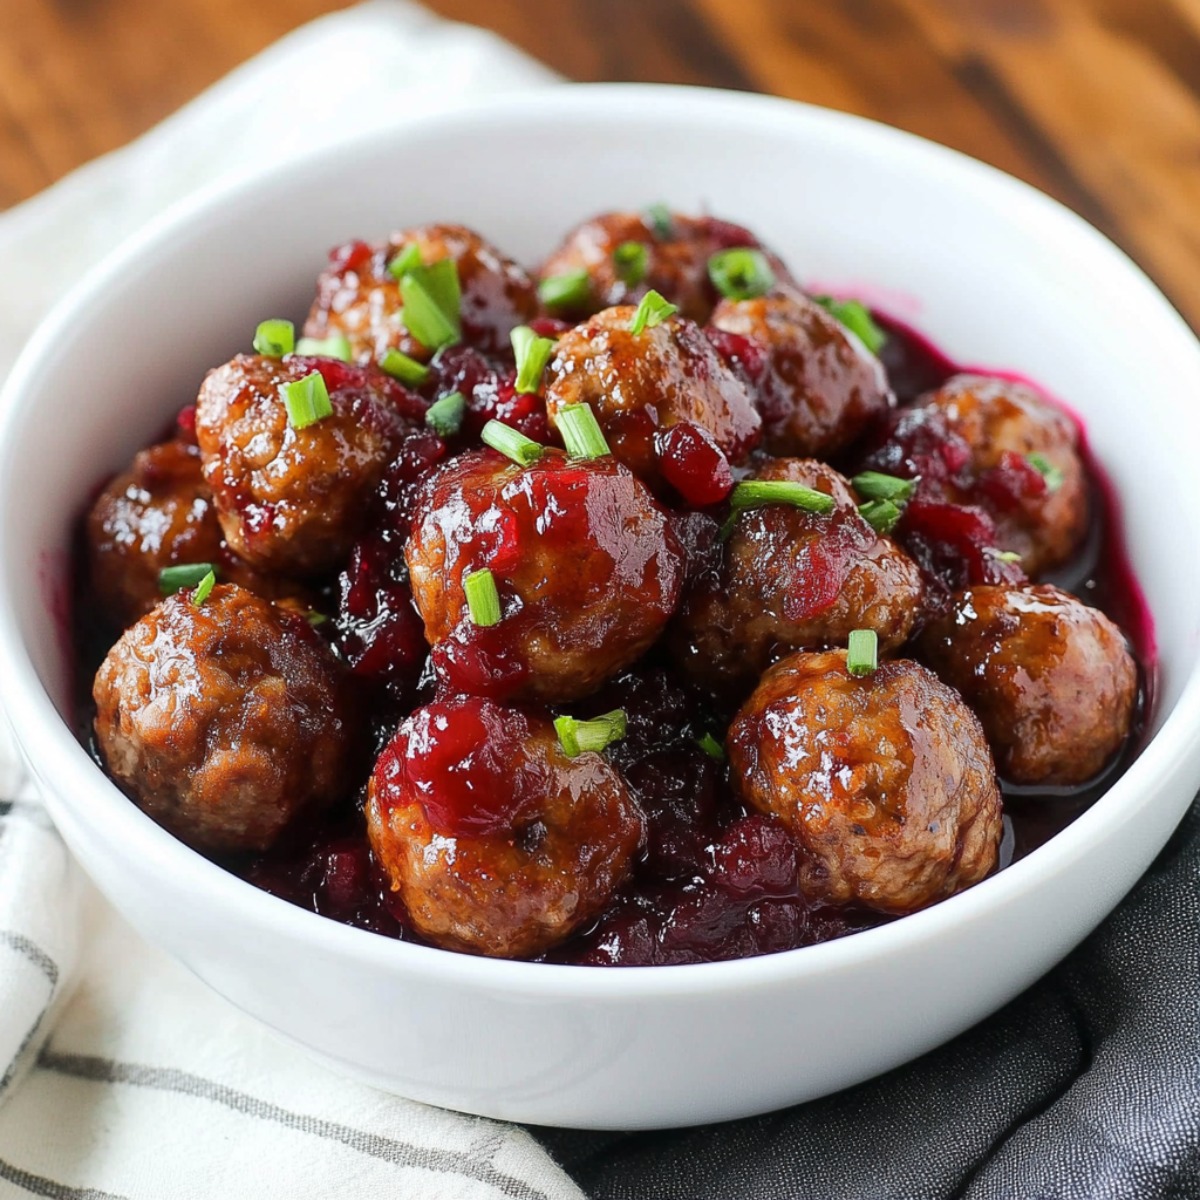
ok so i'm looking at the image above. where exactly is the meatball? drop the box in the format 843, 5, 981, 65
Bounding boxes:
543, 306, 761, 493
710, 286, 892, 458
539, 209, 791, 323
918, 584, 1137, 785
672, 459, 924, 690
728, 650, 1002, 915
196, 354, 423, 575
93, 584, 353, 854
367, 696, 643, 958
405, 448, 684, 702
920, 374, 1087, 575
304, 224, 539, 362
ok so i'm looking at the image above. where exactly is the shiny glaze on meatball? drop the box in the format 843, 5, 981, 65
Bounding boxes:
918, 584, 1137, 786
196, 354, 424, 575
367, 696, 643, 958
728, 650, 1002, 915
543, 306, 761, 493
405, 447, 684, 702
304, 224, 539, 362
711, 286, 892, 458
93, 584, 353, 854
672, 459, 923, 691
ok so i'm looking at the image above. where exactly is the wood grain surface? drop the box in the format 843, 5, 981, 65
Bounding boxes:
2, 0, 1198, 324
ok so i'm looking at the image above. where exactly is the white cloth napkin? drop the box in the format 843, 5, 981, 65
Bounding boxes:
0, 4, 583, 1197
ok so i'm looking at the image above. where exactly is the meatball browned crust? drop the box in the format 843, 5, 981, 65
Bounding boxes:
543, 306, 761, 492
304, 224, 539, 362
728, 650, 1002, 914
711, 287, 892, 458
405, 447, 684, 702
918, 584, 1137, 785
93, 584, 353, 854
672, 459, 924, 690
196, 354, 423, 575
367, 696, 643, 958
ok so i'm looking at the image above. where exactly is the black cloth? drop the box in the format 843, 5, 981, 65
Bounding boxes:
536, 801, 1200, 1200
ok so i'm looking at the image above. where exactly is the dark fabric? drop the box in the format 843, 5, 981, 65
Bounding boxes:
536, 801, 1200, 1200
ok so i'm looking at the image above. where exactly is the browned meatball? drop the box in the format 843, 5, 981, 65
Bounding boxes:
367, 696, 643, 958
93, 584, 353, 854
673, 460, 924, 690
711, 286, 892, 458
539, 210, 791, 323
196, 354, 423, 575
918, 584, 1137, 785
543, 306, 761, 493
728, 650, 1002, 915
304, 224, 539, 361
405, 448, 684, 702
920, 374, 1087, 575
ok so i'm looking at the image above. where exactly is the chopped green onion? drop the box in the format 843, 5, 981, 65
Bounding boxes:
645, 203, 673, 239
511, 325, 556, 395
1027, 453, 1064, 493
846, 629, 878, 677
629, 289, 678, 335
481, 419, 544, 466
159, 562, 216, 596
425, 391, 466, 437
379, 348, 431, 386
192, 569, 216, 608
305, 610, 329, 627
253, 319, 295, 358
851, 471, 916, 503
612, 241, 649, 286
697, 732, 725, 761
812, 296, 887, 356
281, 370, 334, 430
707, 248, 776, 301
538, 270, 591, 310
991, 549, 1023, 564
557, 403, 610, 460
554, 709, 627, 758
400, 261, 462, 351
386, 243, 422, 280
295, 333, 352, 361
721, 478, 835, 538
463, 568, 502, 627
858, 499, 902, 535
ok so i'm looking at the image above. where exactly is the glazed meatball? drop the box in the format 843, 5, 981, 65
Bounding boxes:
405, 448, 684, 702
196, 354, 423, 575
93, 584, 353, 854
543, 306, 761, 493
728, 650, 1002, 915
919, 584, 1137, 785
672, 459, 924, 690
920, 374, 1087, 575
539, 209, 791, 323
304, 224, 539, 362
710, 286, 892, 458
367, 696, 643, 958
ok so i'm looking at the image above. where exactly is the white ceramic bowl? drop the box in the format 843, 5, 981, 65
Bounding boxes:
2, 85, 1199, 1130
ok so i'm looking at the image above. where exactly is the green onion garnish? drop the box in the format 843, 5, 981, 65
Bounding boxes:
253, 319, 295, 358
812, 296, 887, 356
645, 203, 673, 239
192, 569, 216, 608
858, 499, 902, 535
511, 325, 556, 395
400, 261, 462, 351
425, 391, 466, 437
305, 611, 329, 627
846, 629, 878, 677
386, 243, 422, 280
721, 479, 835, 538
555, 709, 628, 758
991, 549, 1023, 564
629, 289, 678, 335
697, 732, 725, 761
1027, 453, 1064, 493
707, 248, 776, 301
295, 333, 352, 361
851, 471, 916, 503
282, 371, 334, 430
463, 568, 502, 627
379, 348, 431, 386
557, 403, 610, 460
612, 241, 649, 286
481, 419, 544, 466
159, 562, 216, 596
538, 270, 591, 310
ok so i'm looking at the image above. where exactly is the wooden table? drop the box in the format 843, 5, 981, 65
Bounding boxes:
3, 0, 1198, 324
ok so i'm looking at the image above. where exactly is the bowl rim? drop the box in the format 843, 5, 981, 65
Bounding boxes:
3, 81, 1200, 1000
